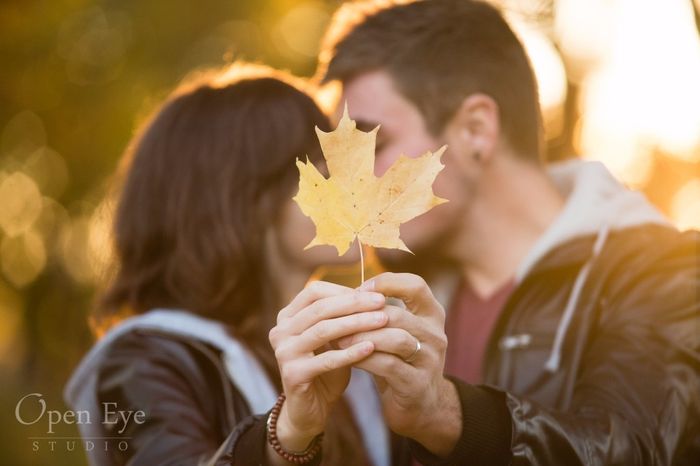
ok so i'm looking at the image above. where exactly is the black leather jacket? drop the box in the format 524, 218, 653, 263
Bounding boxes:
430, 224, 700, 466
94, 328, 410, 466
90, 225, 699, 466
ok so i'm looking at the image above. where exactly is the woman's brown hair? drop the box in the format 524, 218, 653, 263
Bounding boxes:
96, 64, 366, 463
98, 64, 327, 360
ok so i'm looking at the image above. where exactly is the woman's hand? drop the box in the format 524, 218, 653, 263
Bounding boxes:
336, 273, 460, 458
268, 281, 388, 453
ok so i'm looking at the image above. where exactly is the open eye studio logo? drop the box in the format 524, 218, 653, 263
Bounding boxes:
15, 393, 145, 454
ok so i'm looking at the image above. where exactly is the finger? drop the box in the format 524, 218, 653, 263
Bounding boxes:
332, 304, 426, 341
383, 304, 425, 336
336, 327, 419, 362
295, 311, 388, 354
360, 272, 443, 318
286, 291, 386, 335
278, 281, 354, 321
323, 304, 428, 352
353, 352, 418, 388
284, 341, 375, 386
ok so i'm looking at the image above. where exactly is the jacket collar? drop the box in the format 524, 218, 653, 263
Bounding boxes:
515, 159, 670, 282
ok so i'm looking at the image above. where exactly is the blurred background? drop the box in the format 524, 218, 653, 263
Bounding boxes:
0, 0, 698, 464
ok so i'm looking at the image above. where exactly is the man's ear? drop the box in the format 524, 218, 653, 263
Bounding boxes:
444, 93, 500, 165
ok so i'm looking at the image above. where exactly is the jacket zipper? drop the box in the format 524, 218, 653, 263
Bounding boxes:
498, 334, 532, 350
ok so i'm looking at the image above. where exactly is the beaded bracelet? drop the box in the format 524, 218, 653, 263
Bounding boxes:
266, 393, 324, 464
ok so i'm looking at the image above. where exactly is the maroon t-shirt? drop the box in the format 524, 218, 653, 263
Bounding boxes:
411, 280, 515, 466
444, 279, 516, 384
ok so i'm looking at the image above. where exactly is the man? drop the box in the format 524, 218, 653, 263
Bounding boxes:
313, 0, 700, 464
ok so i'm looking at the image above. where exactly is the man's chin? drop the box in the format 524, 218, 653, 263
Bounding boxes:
375, 247, 411, 271
375, 238, 454, 276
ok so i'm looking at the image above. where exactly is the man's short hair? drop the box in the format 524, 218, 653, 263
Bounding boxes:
318, 0, 543, 161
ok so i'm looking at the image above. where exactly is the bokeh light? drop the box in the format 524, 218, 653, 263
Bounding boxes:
508, 16, 568, 141
88, 197, 115, 281
554, 0, 614, 80
59, 212, 96, 285
22, 146, 70, 199
671, 180, 700, 231
0, 229, 46, 288
572, 0, 700, 187
0, 171, 43, 238
273, 1, 331, 59
57, 6, 133, 85
1, 111, 47, 156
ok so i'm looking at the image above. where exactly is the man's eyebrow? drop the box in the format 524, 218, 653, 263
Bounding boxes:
355, 120, 382, 133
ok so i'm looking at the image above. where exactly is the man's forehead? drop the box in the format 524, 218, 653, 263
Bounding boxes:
336, 71, 408, 131
329, 96, 384, 132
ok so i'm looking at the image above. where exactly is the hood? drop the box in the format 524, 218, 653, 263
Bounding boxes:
64, 309, 279, 416
515, 159, 671, 281
511, 159, 671, 373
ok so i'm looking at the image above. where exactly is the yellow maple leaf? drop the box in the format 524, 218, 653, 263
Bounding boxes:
294, 106, 447, 259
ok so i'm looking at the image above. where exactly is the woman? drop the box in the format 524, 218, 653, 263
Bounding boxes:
64, 63, 394, 466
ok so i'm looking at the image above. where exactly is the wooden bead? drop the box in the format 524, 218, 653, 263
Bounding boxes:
266, 393, 324, 464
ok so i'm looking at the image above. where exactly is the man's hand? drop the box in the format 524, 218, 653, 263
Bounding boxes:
337, 272, 463, 457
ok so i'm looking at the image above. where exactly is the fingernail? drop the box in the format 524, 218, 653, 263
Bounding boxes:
359, 341, 374, 354
360, 279, 375, 291
369, 292, 385, 304
372, 311, 387, 323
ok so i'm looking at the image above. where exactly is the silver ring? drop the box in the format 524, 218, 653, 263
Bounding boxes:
404, 339, 421, 363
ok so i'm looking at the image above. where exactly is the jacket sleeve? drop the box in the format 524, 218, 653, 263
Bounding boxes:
437, 232, 700, 466
407, 382, 512, 466
95, 331, 313, 466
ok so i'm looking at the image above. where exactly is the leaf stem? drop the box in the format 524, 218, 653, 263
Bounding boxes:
358, 239, 365, 285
